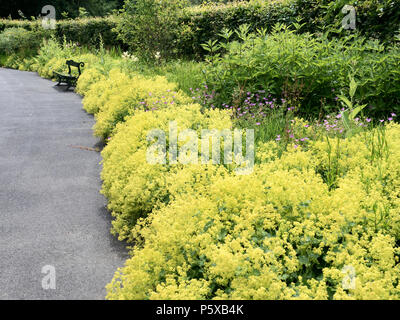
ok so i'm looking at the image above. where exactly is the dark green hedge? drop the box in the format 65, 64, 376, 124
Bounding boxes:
176, 0, 400, 58
1, 0, 399, 57
0, 16, 122, 48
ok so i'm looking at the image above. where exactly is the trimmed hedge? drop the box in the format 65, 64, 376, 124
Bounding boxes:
176, 0, 400, 57
0, 16, 122, 48
2, 0, 399, 57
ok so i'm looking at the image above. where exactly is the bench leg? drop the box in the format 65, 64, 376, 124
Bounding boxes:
66, 79, 72, 91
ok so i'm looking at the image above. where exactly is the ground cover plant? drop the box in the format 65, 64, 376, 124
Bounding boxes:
1, 0, 400, 300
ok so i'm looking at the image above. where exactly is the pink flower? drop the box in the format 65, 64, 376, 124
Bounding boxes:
391, 113, 396, 117
366, 118, 371, 122
276, 135, 281, 141
388, 117, 393, 121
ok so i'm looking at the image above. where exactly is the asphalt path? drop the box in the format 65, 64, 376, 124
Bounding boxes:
0, 68, 127, 299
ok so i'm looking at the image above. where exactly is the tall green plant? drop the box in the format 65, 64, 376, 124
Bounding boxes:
115, 0, 188, 60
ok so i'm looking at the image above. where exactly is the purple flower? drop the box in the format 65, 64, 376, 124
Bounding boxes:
391, 113, 397, 117
256, 122, 261, 126
366, 118, 371, 122
276, 135, 281, 141
336, 113, 342, 119
388, 117, 393, 121
380, 119, 384, 123
294, 145, 299, 149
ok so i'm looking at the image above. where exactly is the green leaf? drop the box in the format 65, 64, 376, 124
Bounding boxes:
349, 76, 357, 99
338, 95, 353, 109
349, 104, 367, 120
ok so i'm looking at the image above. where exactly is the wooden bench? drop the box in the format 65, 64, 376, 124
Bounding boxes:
53, 60, 84, 91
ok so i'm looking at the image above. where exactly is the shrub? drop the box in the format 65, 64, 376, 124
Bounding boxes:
114, 0, 188, 60
203, 28, 400, 118
0, 27, 46, 55
310, 0, 400, 43
81, 69, 130, 114
0, 16, 122, 49
75, 67, 106, 96
112, 0, 400, 59
55, 16, 122, 48
92, 74, 192, 139
101, 103, 232, 241
106, 123, 400, 300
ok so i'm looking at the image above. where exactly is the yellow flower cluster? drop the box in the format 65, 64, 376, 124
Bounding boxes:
79, 68, 192, 139
106, 121, 400, 300
101, 103, 232, 241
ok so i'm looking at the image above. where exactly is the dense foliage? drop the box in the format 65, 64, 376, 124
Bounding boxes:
1, 0, 400, 301
115, 0, 400, 58
203, 27, 400, 119
106, 123, 400, 299
0, 17, 121, 48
